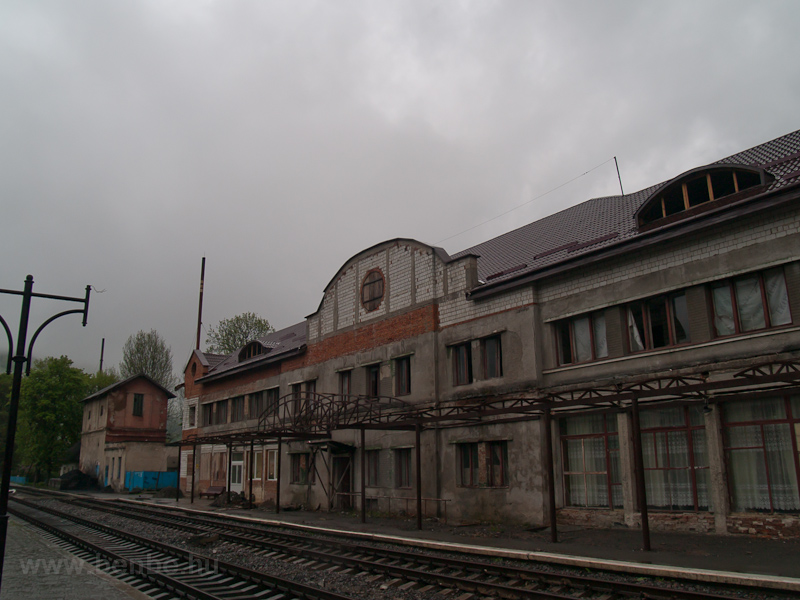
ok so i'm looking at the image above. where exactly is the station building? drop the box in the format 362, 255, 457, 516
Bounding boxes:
179, 128, 800, 537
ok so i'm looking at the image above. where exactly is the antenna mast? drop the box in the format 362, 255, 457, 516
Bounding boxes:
195, 257, 206, 350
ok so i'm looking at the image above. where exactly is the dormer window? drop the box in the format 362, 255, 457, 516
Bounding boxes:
239, 341, 265, 362
637, 166, 768, 229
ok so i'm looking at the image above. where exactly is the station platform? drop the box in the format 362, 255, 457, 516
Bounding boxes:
115, 492, 800, 588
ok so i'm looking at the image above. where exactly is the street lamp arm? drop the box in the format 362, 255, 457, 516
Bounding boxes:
0, 316, 12, 374
25, 309, 86, 375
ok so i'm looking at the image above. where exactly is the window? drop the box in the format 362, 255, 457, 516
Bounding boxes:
202, 404, 213, 426
133, 393, 144, 417
290, 453, 314, 484
214, 400, 228, 425
487, 441, 508, 487
339, 370, 352, 396
561, 414, 622, 508
723, 396, 800, 513
266, 388, 279, 416
395, 357, 411, 396
231, 396, 245, 422
117, 457, 121, 479
556, 312, 608, 365
711, 267, 791, 337
482, 336, 503, 378
188, 406, 196, 427
627, 292, 689, 352
638, 167, 765, 227
88, 410, 91, 421
453, 343, 472, 386
248, 391, 263, 419
253, 451, 263, 480
291, 383, 302, 414
641, 406, 710, 511
238, 341, 264, 362
361, 269, 385, 311
395, 448, 411, 488
111, 457, 115, 479
366, 450, 380, 487
100, 405, 103, 416
267, 449, 277, 480
458, 443, 479, 487
366, 364, 380, 397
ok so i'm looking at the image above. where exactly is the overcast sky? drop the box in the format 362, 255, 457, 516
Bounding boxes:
1, 1, 798, 377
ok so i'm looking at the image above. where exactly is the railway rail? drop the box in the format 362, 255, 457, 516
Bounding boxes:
11, 487, 796, 600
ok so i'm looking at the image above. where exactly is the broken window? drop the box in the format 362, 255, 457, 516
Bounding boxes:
627, 292, 689, 352
361, 269, 385, 311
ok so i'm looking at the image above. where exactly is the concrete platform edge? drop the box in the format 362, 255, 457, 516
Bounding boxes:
113, 498, 800, 593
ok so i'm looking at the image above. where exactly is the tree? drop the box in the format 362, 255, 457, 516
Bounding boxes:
119, 330, 176, 390
205, 312, 274, 354
16, 356, 88, 481
86, 367, 119, 395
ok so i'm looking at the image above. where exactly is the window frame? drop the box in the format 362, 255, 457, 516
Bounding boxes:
214, 400, 228, 425
366, 364, 380, 397
640, 406, 710, 512
231, 396, 245, 422
267, 449, 277, 481
365, 449, 380, 487
555, 311, 608, 366
457, 443, 479, 487
722, 395, 800, 513
132, 393, 144, 417
395, 356, 411, 396
626, 291, 690, 353
560, 414, 622, 509
452, 343, 473, 386
482, 335, 503, 379
339, 370, 352, 396
188, 405, 196, 428
361, 269, 385, 312
710, 267, 792, 338
395, 448, 412, 489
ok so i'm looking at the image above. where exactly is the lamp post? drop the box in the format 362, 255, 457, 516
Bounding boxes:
0, 275, 90, 592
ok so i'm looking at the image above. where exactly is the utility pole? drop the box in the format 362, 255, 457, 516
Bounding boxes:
0, 275, 90, 592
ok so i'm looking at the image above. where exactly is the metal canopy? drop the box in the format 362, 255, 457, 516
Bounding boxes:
173, 358, 800, 448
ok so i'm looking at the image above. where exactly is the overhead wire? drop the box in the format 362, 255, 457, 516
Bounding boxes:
436, 157, 616, 246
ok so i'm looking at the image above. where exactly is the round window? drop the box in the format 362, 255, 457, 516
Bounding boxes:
361, 269, 385, 311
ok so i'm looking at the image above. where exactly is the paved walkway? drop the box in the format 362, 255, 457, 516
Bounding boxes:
0, 516, 149, 600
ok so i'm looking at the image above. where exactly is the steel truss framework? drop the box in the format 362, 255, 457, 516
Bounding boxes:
174, 358, 800, 544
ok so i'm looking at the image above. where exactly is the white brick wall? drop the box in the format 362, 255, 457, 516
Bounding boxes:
337, 266, 356, 328
389, 245, 414, 311
439, 285, 534, 327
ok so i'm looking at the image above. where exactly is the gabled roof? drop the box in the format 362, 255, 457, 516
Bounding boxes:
453, 129, 800, 293
197, 320, 307, 382
82, 373, 176, 402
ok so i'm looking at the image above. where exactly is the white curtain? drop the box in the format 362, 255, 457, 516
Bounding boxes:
735, 276, 766, 331
712, 285, 735, 335
764, 268, 791, 326
627, 307, 645, 351
572, 316, 592, 362
593, 313, 608, 358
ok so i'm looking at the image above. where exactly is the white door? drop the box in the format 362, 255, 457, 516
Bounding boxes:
231, 452, 244, 493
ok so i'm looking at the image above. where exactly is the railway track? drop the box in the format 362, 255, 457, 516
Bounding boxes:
9, 496, 355, 600
12, 488, 794, 600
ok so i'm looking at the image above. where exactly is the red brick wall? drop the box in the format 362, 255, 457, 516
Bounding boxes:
306, 304, 438, 365
727, 514, 800, 538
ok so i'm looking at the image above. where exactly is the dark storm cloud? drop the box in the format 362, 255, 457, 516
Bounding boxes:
1, 1, 798, 373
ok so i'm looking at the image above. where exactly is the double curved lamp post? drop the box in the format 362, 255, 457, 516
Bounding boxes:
0, 275, 90, 592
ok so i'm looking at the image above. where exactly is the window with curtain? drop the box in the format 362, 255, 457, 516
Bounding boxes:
641, 406, 710, 511
555, 311, 608, 365
561, 414, 622, 508
711, 267, 791, 337
723, 396, 800, 513
627, 292, 690, 352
